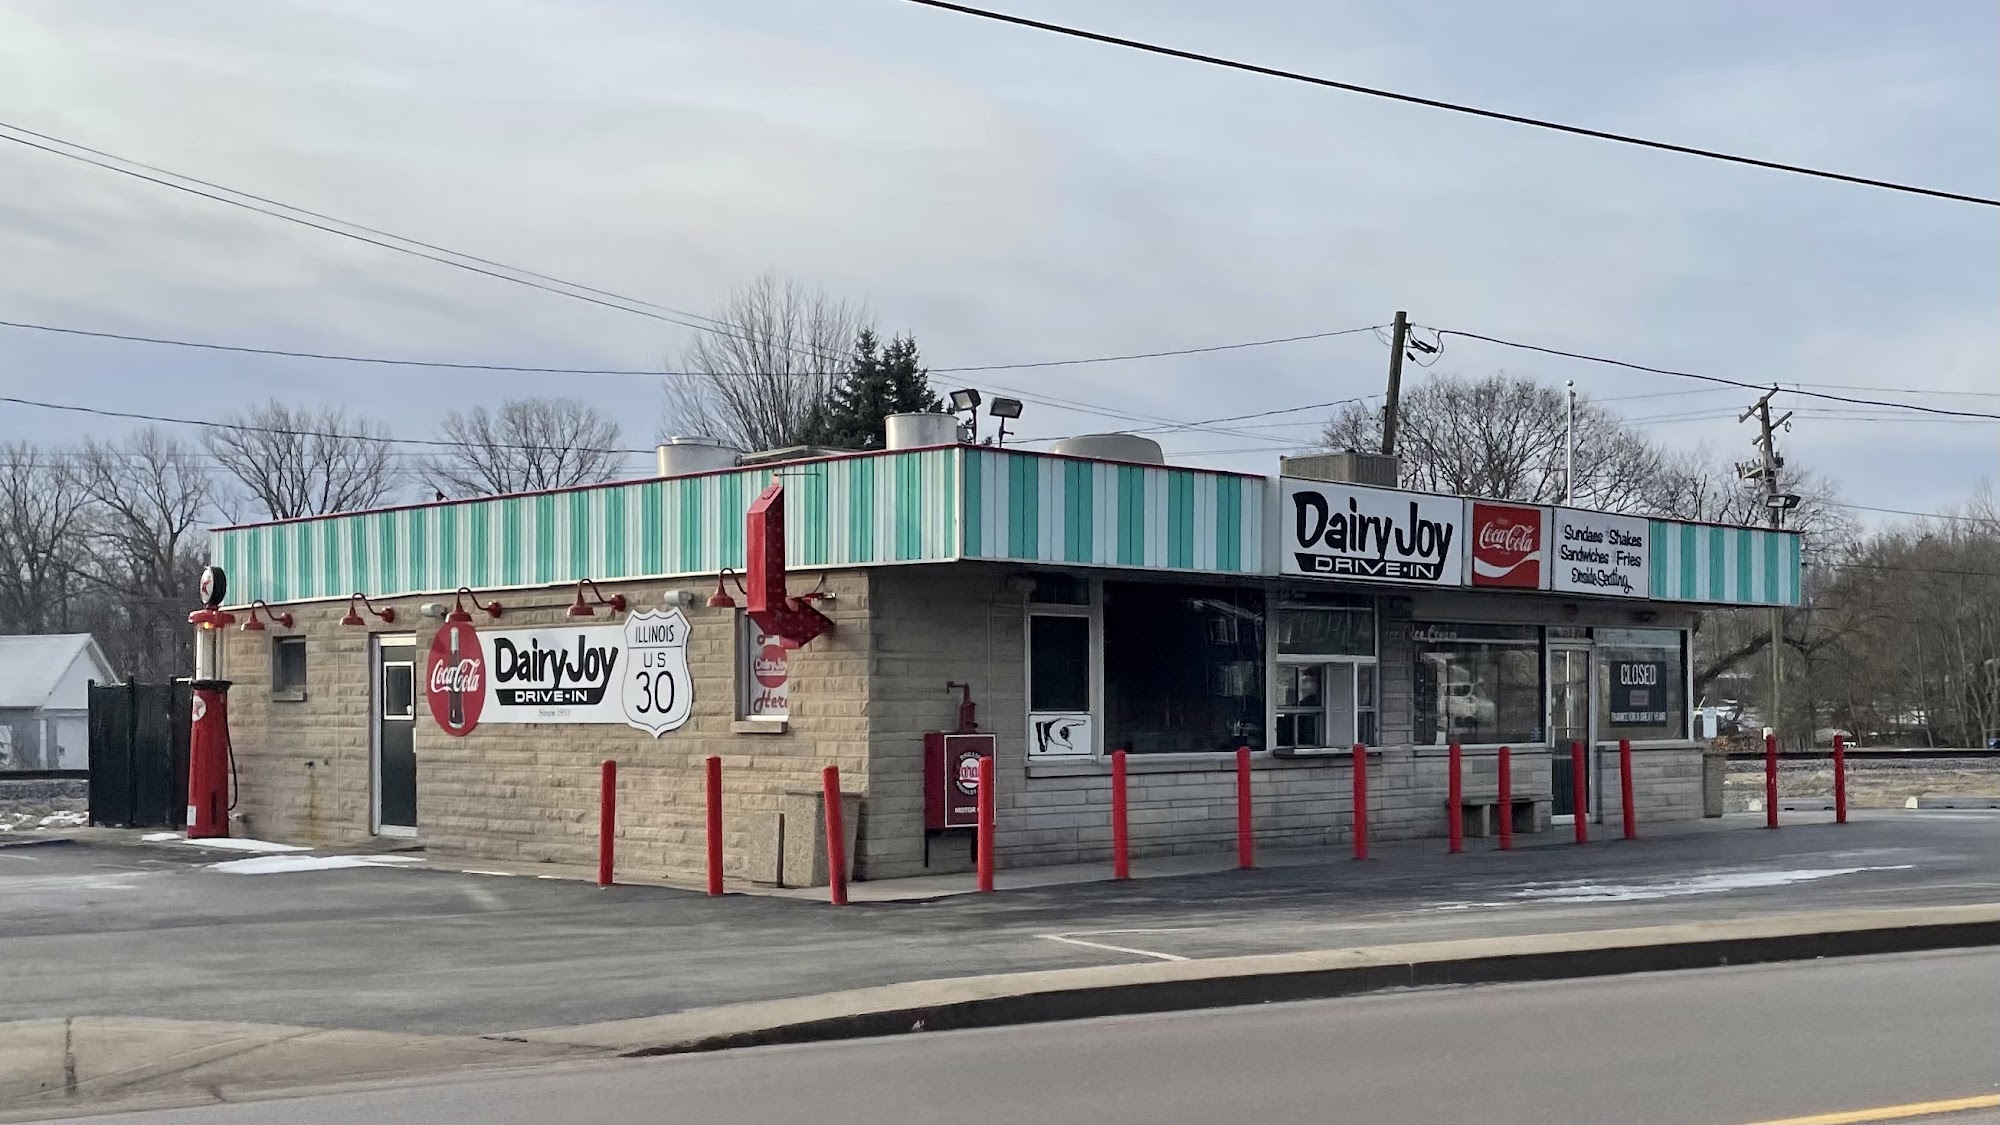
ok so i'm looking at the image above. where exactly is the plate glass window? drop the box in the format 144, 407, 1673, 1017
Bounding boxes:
1595, 628, 1687, 739
1412, 623, 1544, 745
1104, 582, 1264, 753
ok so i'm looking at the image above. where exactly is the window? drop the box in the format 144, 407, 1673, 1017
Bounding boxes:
1029, 573, 1090, 606
1029, 616, 1090, 712
1104, 582, 1264, 754
1357, 663, 1378, 745
271, 636, 307, 699
380, 660, 414, 719
1275, 665, 1325, 750
1276, 599, 1375, 656
739, 616, 789, 720
1412, 622, 1544, 745
1596, 627, 1688, 740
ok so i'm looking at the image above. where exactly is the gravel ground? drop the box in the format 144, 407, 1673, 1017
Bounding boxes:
1725, 756, 2000, 812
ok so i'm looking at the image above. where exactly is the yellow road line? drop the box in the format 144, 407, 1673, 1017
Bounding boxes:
1744, 1093, 2000, 1125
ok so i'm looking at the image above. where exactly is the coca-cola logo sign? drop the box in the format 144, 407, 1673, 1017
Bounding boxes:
426, 620, 486, 736
1468, 501, 1548, 589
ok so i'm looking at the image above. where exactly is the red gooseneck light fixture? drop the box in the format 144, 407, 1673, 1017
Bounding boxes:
705, 567, 745, 610
447, 587, 503, 624
340, 592, 396, 627
567, 578, 627, 619
239, 600, 294, 632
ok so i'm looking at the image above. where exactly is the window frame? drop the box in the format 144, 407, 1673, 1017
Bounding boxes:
270, 635, 308, 702
1408, 620, 1548, 749
1024, 594, 1099, 760
734, 612, 791, 727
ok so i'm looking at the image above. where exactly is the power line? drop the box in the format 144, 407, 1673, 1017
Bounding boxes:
1430, 329, 2000, 420
0, 314, 1388, 381
935, 325, 1385, 372
894, 0, 2000, 208
1829, 501, 1998, 524
0, 395, 652, 455
0, 124, 764, 342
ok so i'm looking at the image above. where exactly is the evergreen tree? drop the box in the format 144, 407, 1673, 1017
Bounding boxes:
814, 330, 944, 449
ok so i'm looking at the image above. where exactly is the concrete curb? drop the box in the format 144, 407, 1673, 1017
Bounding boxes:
500, 904, 2000, 1057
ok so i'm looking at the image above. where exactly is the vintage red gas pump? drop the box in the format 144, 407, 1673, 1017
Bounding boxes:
186, 679, 232, 838
185, 564, 235, 838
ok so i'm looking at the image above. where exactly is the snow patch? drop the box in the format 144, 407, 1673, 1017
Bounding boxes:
140, 832, 182, 843
1508, 865, 1917, 904
206, 854, 425, 875
181, 837, 310, 854
38, 811, 87, 828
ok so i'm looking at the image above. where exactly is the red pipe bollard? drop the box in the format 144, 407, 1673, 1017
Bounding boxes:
597, 759, 617, 888
1496, 746, 1514, 851
705, 755, 724, 897
1446, 742, 1463, 854
1110, 750, 1130, 880
1832, 733, 1848, 825
1619, 738, 1637, 840
1235, 746, 1254, 870
976, 754, 996, 893
1764, 732, 1780, 829
1351, 743, 1369, 861
822, 765, 848, 906
1571, 741, 1589, 844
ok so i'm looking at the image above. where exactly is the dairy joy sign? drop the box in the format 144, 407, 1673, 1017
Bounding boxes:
1467, 501, 1549, 589
1551, 508, 1649, 598
424, 610, 694, 737
1282, 480, 1465, 585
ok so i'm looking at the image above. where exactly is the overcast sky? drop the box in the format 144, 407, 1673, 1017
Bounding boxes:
2, 0, 1994, 520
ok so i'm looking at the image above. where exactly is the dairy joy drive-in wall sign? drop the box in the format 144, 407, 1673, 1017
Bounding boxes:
1550, 508, 1649, 598
424, 609, 694, 737
1281, 480, 1465, 585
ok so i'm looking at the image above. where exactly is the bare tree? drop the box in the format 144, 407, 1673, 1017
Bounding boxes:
74, 429, 214, 680
202, 400, 398, 520
661, 274, 867, 451
1322, 373, 1662, 511
0, 443, 92, 633
425, 397, 624, 497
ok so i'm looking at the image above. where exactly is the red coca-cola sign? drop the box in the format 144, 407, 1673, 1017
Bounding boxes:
425, 620, 486, 736
1469, 501, 1547, 588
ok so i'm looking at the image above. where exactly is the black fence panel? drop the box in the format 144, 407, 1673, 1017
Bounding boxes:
88, 681, 190, 828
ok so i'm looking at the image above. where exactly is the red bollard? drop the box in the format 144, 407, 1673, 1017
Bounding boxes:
1446, 742, 1464, 854
1496, 746, 1514, 851
1832, 733, 1848, 825
1619, 738, 1637, 840
976, 754, 996, 893
1110, 750, 1130, 880
1351, 743, 1369, 861
1571, 740, 1589, 844
705, 755, 724, 896
1235, 746, 1254, 870
822, 765, 848, 906
1765, 732, 1780, 829
597, 759, 617, 888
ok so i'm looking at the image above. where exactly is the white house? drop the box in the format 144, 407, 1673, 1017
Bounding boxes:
0, 634, 118, 771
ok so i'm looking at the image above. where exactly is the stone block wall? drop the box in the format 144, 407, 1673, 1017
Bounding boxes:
217, 571, 875, 883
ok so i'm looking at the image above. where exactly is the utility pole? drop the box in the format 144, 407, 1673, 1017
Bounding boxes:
1380, 310, 1408, 456
1738, 388, 1794, 748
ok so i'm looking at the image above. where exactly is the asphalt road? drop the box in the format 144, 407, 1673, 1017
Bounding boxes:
46, 949, 2000, 1125
2, 811, 1995, 1035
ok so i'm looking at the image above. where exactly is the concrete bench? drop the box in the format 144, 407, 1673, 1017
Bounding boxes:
1453, 794, 1547, 838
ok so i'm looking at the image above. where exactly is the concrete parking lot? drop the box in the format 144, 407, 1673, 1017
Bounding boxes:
3, 811, 1995, 1036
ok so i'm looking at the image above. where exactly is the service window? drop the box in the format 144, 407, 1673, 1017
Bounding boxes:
1104, 581, 1264, 754
271, 636, 308, 699
1411, 622, 1544, 746
1274, 598, 1377, 753
1595, 627, 1688, 740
